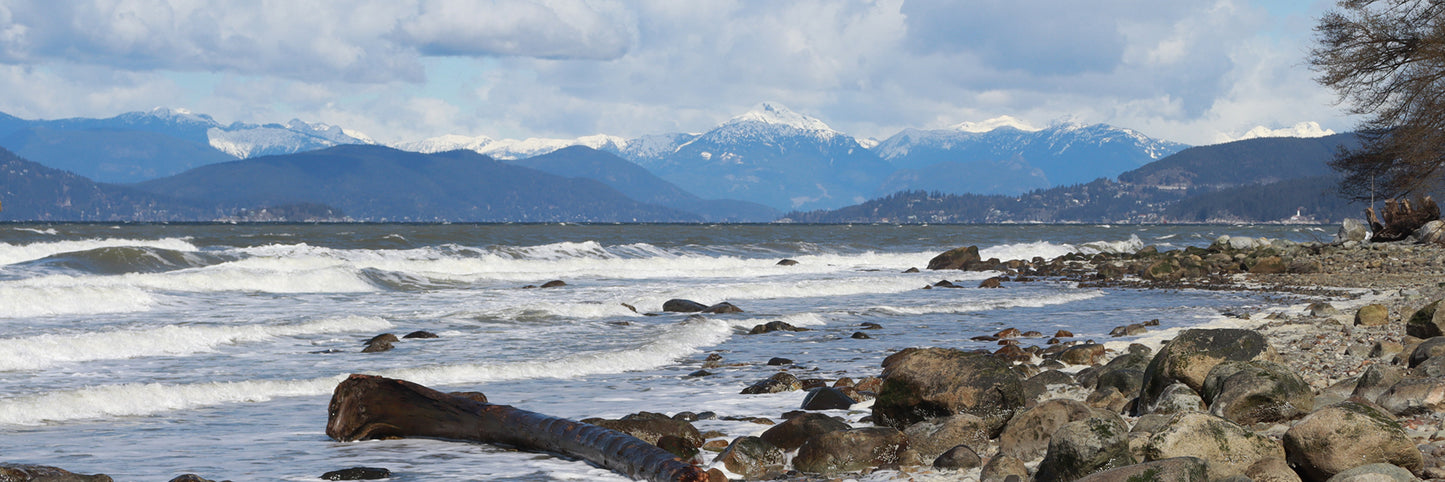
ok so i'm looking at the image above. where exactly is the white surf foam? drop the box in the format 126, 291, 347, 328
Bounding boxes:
0, 278, 156, 318
627, 276, 934, 313
868, 290, 1105, 315
0, 316, 393, 371
0, 317, 732, 425
0, 237, 199, 266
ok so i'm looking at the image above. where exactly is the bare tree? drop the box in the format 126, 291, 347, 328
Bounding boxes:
1311, 0, 1445, 201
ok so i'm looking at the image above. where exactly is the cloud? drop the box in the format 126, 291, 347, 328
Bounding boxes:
394, 0, 634, 59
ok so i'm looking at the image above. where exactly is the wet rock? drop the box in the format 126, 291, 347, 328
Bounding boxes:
1109, 324, 1147, 337
539, 280, 566, 288
1144, 412, 1284, 479
168, 475, 214, 482
1355, 304, 1390, 327
1283, 401, 1423, 481
998, 399, 1096, 461
792, 427, 910, 476
933, 279, 960, 288
933, 444, 983, 470
1375, 377, 1445, 415
361, 339, 394, 353
1407, 299, 1445, 338
903, 267, 920, 273
687, 370, 713, 377
1138, 328, 1279, 415
872, 347, 1025, 434
1034, 415, 1135, 482
713, 436, 785, 479
760, 412, 850, 451
996, 328, 1023, 338
1057, 343, 1107, 365
928, 246, 981, 270
703, 302, 743, 314
851, 331, 871, 339
860, 322, 883, 330
766, 357, 792, 366
1307, 302, 1340, 317
980, 455, 1028, 482
663, 299, 709, 313
0, 464, 113, 482
402, 330, 438, 339
776, 259, 799, 266
801, 387, 855, 410
365, 333, 398, 345
748, 321, 807, 334
1074, 457, 1210, 482
741, 372, 802, 395
903, 413, 991, 462
1325, 463, 1419, 482
993, 344, 1030, 363
321, 467, 391, 480
1201, 360, 1313, 425
979, 277, 1003, 288
1055, 329, 1076, 338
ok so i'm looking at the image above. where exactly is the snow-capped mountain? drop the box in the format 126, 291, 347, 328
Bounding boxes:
396, 133, 631, 160
642, 102, 894, 211
1226, 122, 1336, 143
874, 118, 1188, 191
0, 107, 376, 183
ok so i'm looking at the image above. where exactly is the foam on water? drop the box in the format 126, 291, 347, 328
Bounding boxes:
867, 289, 1105, 315
0, 316, 393, 371
0, 237, 199, 266
0, 279, 156, 318
0, 317, 732, 425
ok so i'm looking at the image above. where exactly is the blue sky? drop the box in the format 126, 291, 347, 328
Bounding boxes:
0, 0, 1346, 145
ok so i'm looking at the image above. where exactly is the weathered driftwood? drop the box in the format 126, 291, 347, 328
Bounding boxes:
326, 374, 708, 482
1366, 196, 1440, 242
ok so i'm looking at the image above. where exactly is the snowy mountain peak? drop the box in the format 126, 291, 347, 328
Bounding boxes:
1226, 122, 1336, 142
725, 102, 837, 135
124, 106, 219, 126
952, 115, 1041, 133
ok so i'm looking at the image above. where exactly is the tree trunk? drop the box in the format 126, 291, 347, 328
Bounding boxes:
326, 374, 709, 482
1366, 196, 1440, 242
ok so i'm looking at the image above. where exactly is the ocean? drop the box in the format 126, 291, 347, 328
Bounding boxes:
0, 223, 1331, 481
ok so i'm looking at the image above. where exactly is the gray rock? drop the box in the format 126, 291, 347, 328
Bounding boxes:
1325, 462, 1419, 482
1073, 456, 1210, 482
320, 467, 390, 480
1407, 300, 1445, 339
712, 436, 785, 480
1338, 218, 1370, 243
1375, 377, 1445, 416
1409, 336, 1445, 367
1247, 457, 1303, 482
1143, 411, 1285, 479
1138, 329, 1279, 415
1201, 360, 1313, 424
933, 444, 983, 470
872, 347, 1024, 434
662, 298, 709, 312
792, 427, 909, 476
903, 414, 991, 462
1147, 382, 1205, 415
998, 398, 1095, 461
1415, 219, 1445, 245
1308, 302, 1341, 317
980, 455, 1028, 482
1035, 415, 1136, 482
1352, 364, 1407, 403
1283, 401, 1423, 481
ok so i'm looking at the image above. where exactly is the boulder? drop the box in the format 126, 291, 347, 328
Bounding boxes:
1138, 329, 1279, 415
801, 387, 855, 410
1201, 360, 1313, 424
933, 444, 983, 470
979, 277, 1003, 288
321, 467, 391, 480
872, 348, 1025, 434
0, 464, 112, 482
758, 412, 850, 452
712, 436, 785, 479
1109, 324, 1147, 337
702, 302, 743, 314
1350, 364, 1407, 403
1058, 343, 1107, 366
1245, 457, 1302, 482
1282, 401, 1423, 481
1337, 218, 1370, 243
1147, 382, 1205, 415
748, 320, 807, 334
1073, 457, 1210, 482
168, 475, 214, 482
776, 258, 799, 266
1374, 377, 1445, 415
662, 299, 709, 313
1095, 369, 1145, 399
1034, 415, 1135, 482
539, 280, 567, 288
980, 455, 1029, 482
1143, 412, 1284, 479
1416, 219, 1445, 245
998, 399, 1095, 461
1325, 463, 1419, 482
1354, 304, 1390, 327
927, 246, 981, 270
1307, 302, 1340, 317
741, 372, 802, 395
792, 427, 910, 476
903, 413, 991, 462
361, 339, 394, 353
402, 330, 438, 339
1407, 300, 1445, 339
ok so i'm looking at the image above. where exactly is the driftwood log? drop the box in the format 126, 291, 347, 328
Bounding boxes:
326, 374, 709, 482
1366, 196, 1441, 242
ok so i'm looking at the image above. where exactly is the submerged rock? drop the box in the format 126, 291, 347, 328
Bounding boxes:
662, 299, 709, 313
321, 467, 391, 480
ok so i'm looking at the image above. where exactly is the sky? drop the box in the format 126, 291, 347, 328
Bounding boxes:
0, 0, 1350, 146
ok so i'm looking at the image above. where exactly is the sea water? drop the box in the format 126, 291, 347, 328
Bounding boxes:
0, 223, 1332, 480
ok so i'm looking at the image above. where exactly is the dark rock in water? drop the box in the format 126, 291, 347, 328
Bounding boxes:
402, 330, 438, 339
928, 246, 982, 270
672, 411, 698, 422
995, 328, 1022, 338
801, 387, 855, 410
799, 378, 827, 390
903, 267, 920, 273
657, 434, 699, 460
361, 340, 394, 353
851, 331, 871, 339
1109, 324, 1147, 337
702, 353, 724, 368
861, 322, 883, 330
703, 302, 743, 314
776, 259, 799, 266
713, 436, 785, 479
620, 302, 638, 313
688, 369, 713, 378
971, 335, 999, 342
168, 475, 214, 482
1021, 330, 1043, 337
933, 279, 959, 288
767, 357, 793, 366
662, 299, 709, 312
1143, 319, 1160, 326
749, 320, 807, 334
978, 277, 1004, 288
742, 372, 802, 394
539, 280, 567, 288
321, 467, 391, 480
0, 465, 113, 482
793, 427, 911, 476
760, 412, 850, 451
447, 391, 488, 403
933, 445, 982, 470
520, 284, 537, 289
1055, 330, 1075, 338
365, 333, 399, 345
872, 347, 1024, 434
